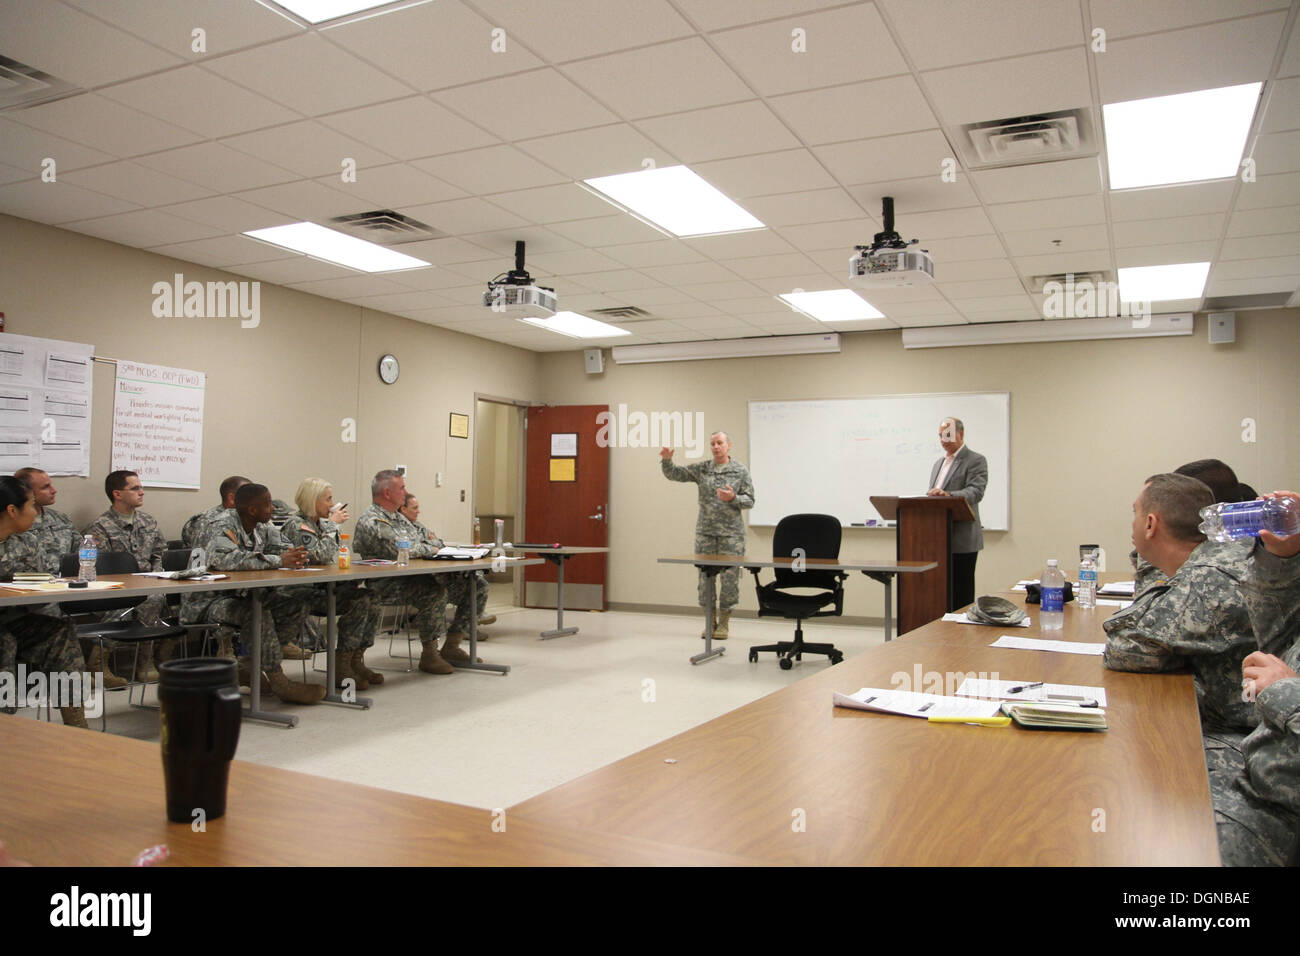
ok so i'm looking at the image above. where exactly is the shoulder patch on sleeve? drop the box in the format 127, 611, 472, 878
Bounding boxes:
300, 523, 314, 532
225, 530, 238, 542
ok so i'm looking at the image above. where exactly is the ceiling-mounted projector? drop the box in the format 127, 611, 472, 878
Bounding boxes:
850, 197, 935, 287
482, 240, 557, 318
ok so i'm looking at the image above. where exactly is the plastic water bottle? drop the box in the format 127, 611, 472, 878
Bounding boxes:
396, 536, 410, 567
1077, 551, 1097, 609
78, 534, 97, 582
1199, 498, 1300, 542
1041, 559, 1065, 631
337, 533, 351, 571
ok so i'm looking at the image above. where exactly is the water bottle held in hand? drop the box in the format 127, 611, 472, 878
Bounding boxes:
1199, 498, 1300, 542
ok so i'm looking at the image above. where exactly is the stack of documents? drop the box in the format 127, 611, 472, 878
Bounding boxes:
1000, 702, 1108, 731
1098, 580, 1136, 596
833, 687, 1003, 720
435, 546, 491, 559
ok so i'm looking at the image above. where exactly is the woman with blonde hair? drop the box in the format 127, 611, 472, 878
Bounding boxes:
280, 478, 384, 690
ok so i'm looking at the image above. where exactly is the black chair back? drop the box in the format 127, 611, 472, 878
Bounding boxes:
772, 514, 841, 590
166, 539, 185, 551
162, 548, 196, 572
58, 551, 146, 613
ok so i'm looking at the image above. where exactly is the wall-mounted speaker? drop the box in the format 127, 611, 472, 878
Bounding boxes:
1208, 311, 1235, 344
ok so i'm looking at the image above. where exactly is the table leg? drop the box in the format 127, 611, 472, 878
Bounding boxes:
243, 595, 297, 728
690, 567, 725, 665
540, 554, 579, 639
322, 581, 372, 708
455, 570, 510, 675
864, 571, 895, 642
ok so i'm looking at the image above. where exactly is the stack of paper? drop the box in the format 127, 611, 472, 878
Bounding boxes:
833, 687, 1003, 719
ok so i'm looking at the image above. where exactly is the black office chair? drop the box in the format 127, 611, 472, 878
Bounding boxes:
746, 513, 847, 669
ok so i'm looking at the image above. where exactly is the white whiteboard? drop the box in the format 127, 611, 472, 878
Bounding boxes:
747, 392, 1009, 529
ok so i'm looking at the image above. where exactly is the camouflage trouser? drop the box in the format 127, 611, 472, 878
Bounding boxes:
287, 583, 381, 652
131, 594, 168, 628
1205, 731, 1293, 866
0, 613, 85, 713
195, 590, 312, 670
367, 575, 449, 645
694, 532, 745, 610
447, 572, 489, 634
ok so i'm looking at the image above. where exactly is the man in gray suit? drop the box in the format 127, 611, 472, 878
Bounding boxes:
927, 417, 987, 610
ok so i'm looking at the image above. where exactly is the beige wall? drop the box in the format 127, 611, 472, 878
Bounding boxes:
538, 310, 1299, 619
0, 214, 541, 544
3, 212, 1295, 620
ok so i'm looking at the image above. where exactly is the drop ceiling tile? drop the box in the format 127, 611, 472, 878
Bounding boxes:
287, 276, 411, 300
602, 240, 706, 267
770, 75, 938, 145
717, 295, 797, 316
851, 178, 981, 218
401, 197, 530, 234
670, 0, 846, 32
934, 258, 1019, 282
644, 302, 724, 320
8, 94, 203, 158
136, 143, 299, 193
881, 0, 1083, 70
1226, 204, 1300, 237
891, 206, 996, 241
635, 101, 800, 163
461, 227, 579, 260
0, 163, 30, 186
1113, 214, 1225, 247
712, 4, 908, 95
1118, 244, 1220, 273
684, 230, 794, 259
562, 270, 661, 292
324, 0, 542, 91
870, 299, 960, 316
61, 162, 216, 206
778, 219, 877, 252
413, 145, 566, 195
1259, 78, 1299, 132
937, 277, 1030, 299
548, 216, 668, 248
852, 285, 944, 303
1096, 14, 1284, 103
516, 124, 673, 180
674, 314, 759, 332
64, 0, 303, 54
144, 236, 296, 268
1234, 172, 1300, 210
1002, 223, 1110, 256
609, 286, 696, 306
158, 195, 289, 233
953, 294, 1039, 312
472, 0, 694, 61
0, 118, 117, 173
1219, 234, 1300, 259
639, 261, 743, 286
1210, 255, 1300, 279
747, 271, 840, 294
521, 248, 626, 275
221, 121, 396, 178
343, 290, 457, 313
987, 194, 1107, 233
434, 69, 618, 140
320, 97, 500, 162
922, 234, 1017, 263
676, 280, 769, 301
745, 188, 869, 227
0, 0, 182, 87
383, 268, 485, 292
1204, 275, 1299, 296
326, 163, 467, 208
1109, 181, 1236, 221
62, 209, 224, 246
922, 49, 1092, 127
813, 130, 956, 187
694, 149, 837, 198
969, 157, 1104, 203
102, 66, 302, 139
1011, 250, 1114, 275
204, 34, 413, 116
1088, 0, 1287, 38
233, 180, 360, 221
483, 183, 621, 224
1251, 130, 1300, 176
560, 39, 753, 119
720, 252, 820, 278
0, 179, 139, 225
891, 313, 969, 328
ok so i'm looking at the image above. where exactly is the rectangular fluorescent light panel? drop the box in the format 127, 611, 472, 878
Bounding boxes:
1117, 262, 1210, 302
243, 222, 430, 273
520, 311, 632, 339
582, 166, 764, 237
1104, 83, 1261, 189
779, 289, 884, 322
269, 1, 398, 23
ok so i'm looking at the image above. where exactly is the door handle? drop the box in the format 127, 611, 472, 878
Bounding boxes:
587, 513, 603, 520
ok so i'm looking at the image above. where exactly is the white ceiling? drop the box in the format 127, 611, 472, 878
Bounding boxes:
1, 0, 1297, 352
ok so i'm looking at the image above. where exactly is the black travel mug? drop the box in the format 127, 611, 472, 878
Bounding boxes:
158, 659, 242, 824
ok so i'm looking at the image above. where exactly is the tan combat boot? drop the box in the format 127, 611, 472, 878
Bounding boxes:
714, 610, 731, 639
155, 638, 179, 664
478, 614, 497, 627
59, 706, 89, 729
135, 652, 160, 683
334, 649, 368, 691
281, 642, 311, 660
215, 630, 236, 660
352, 648, 384, 685
441, 631, 482, 664
236, 658, 271, 694
86, 645, 127, 689
418, 641, 454, 675
700, 605, 716, 639
264, 667, 326, 704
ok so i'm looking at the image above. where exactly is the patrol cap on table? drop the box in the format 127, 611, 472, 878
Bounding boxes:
966, 595, 1027, 625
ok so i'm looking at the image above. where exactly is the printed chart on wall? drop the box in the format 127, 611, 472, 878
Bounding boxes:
0, 333, 94, 477
748, 392, 1010, 529
111, 360, 206, 489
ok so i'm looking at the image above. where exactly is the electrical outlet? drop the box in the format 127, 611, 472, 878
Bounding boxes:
436, 472, 444, 487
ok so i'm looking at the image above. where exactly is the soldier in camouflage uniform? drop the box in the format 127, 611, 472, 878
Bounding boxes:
184, 484, 323, 704
180, 475, 249, 548
1103, 475, 1259, 763
660, 431, 755, 638
400, 492, 489, 641
0, 475, 87, 728
354, 470, 455, 674
281, 477, 383, 690
1211, 491, 1300, 866
14, 468, 80, 573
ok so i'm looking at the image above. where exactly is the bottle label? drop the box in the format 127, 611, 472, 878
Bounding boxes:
1042, 587, 1064, 613
79, 549, 95, 561
1080, 569, 1096, 583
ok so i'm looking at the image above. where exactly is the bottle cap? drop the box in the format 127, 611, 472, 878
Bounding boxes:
1047, 559, 1058, 566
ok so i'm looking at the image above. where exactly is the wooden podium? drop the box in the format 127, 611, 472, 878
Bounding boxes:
871, 495, 975, 635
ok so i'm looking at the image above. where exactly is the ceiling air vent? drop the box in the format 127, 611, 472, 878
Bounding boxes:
0, 55, 81, 112
590, 306, 654, 322
954, 109, 1096, 170
328, 210, 445, 245
1203, 292, 1295, 311
1027, 271, 1110, 294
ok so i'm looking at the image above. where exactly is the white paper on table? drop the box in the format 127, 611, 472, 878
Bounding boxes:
133, 571, 227, 581
990, 636, 1106, 656
942, 612, 1031, 628
833, 687, 1004, 719
1098, 580, 1136, 595
1096, 598, 1133, 608
435, 546, 490, 559
283, 567, 327, 571
955, 677, 1108, 708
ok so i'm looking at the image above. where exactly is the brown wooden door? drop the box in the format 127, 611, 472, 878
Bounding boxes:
524, 405, 609, 610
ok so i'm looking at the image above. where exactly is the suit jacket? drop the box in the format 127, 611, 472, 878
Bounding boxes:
928, 444, 987, 553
